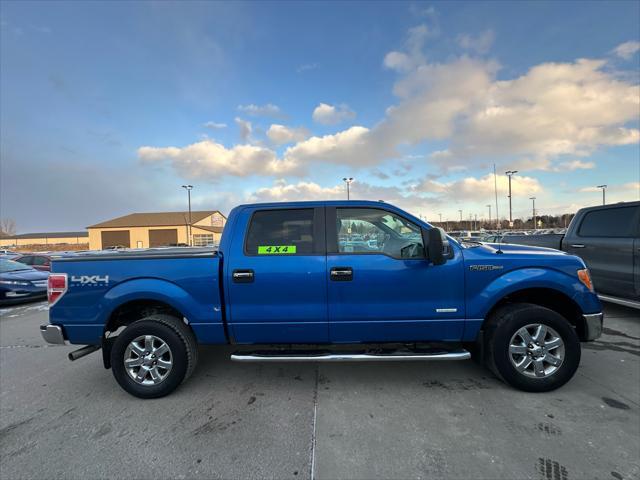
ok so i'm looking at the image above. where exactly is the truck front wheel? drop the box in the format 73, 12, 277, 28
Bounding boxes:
110, 314, 198, 399
485, 303, 581, 392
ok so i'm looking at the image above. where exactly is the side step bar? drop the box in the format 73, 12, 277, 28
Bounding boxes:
598, 294, 640, 310
231, 349, 471, 363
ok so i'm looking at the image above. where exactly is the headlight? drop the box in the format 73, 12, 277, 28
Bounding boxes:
577, 269, 594, 292
0, 280, 30, 286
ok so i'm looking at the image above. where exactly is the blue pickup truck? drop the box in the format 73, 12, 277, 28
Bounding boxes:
41, 201, 603, 398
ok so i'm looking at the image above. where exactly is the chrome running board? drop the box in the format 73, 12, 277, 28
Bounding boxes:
598, 294, 640, 310
230, 349, 471, 363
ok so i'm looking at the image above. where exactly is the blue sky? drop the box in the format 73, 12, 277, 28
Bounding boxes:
1, 1, 639, 231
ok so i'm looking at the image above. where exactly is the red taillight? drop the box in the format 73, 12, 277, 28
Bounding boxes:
48, 273, 68, 306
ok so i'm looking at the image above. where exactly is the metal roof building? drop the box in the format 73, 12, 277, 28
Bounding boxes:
87, 211, 226, 250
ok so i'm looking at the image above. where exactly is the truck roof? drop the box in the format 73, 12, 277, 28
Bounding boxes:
235, 200, 390, 209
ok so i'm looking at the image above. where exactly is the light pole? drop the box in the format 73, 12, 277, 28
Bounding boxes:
181, 185, 193, 246
342, 177, 353, 200
505, 170, 518, 228
486, 204, 492, 228
529, 197, 536, 230
458, 210, 462, 229
596, 184, 607, 205
438, 213, 442, 227
474, 214, 478, 231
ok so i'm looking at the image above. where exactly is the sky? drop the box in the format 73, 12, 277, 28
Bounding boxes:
1, 0, 639, 232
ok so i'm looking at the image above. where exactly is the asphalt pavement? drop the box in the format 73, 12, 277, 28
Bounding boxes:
0, 302, 638, 480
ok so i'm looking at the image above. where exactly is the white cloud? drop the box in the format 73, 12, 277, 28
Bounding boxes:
234, 117, 252, 142
437, 59, 640, 167
612, 41, 640, 60
580, 182, 640, 195
549, 160, 595, 172
383, 24, 431, 72
266, 124, 309, 145
283, 126, 370, 166
312, 103, 356, 125
380, 55, 639, 173
297, 63, 319, 73
383, 51, 415, 73
203, 121, 227, 130
247, 179, 438, 214
415, 173, 542, 202
237, 103, 283, 117
249, 179, 344, 202
457, 30, 495, 55
138, 140, 295, 178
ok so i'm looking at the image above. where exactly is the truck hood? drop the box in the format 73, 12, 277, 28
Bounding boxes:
479, 242, 566, 256
460, 241, 585, 275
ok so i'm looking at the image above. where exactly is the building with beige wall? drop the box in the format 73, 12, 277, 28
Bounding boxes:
0, 231, 89, 249
87, 211, 226, 250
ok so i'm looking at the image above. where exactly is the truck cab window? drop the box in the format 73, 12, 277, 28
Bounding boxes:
578, 206, 638, 237
245, 209, 316, 255
336, 208, 425, 259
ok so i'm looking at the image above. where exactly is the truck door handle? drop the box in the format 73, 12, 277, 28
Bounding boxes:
330, 267, 353, 281
570, 244, 585, 248
233, 269, 254, 283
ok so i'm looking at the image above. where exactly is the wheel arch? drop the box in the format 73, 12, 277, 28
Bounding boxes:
104, 299, 185, 336
102, 299, 191, 370
481, 287, 588, 340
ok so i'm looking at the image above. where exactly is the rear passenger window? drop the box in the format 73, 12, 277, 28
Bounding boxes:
578, 206, 638, 237
245, 209, 317, 255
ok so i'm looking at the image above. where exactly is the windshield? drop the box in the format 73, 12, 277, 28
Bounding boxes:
0, 259, 33, 273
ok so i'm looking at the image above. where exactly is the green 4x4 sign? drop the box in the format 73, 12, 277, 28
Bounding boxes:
257, 245, 297, 254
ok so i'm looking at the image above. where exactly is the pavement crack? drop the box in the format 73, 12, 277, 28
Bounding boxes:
309, 365, 319, 480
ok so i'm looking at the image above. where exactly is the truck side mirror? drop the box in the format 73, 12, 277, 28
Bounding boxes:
423, 227, 450, 266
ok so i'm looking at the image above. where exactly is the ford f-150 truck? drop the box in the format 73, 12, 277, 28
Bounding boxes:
41, 201, 603, 398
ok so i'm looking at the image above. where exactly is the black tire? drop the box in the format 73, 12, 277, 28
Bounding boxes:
484, 303, 581, 392
111, 314, 198, 399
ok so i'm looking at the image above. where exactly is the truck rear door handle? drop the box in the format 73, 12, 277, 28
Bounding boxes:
330, 267, 353, 281
233, 269, 254, 283
570, 244, 585, 248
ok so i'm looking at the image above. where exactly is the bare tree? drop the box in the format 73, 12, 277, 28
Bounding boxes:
0, 218, 16, 236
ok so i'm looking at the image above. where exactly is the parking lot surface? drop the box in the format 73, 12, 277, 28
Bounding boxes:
0, 302, 638, 480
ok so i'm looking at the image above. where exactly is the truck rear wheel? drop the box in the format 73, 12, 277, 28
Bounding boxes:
110, 314, 198, 399
485, 303, 581, 392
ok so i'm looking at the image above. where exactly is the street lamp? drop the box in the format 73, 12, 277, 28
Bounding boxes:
342, 177, 354, 200
529, 197, 536, 230
596, 184, 607, 205
486, 204, 492, 228
181, 185, 193, 246
438, 213, 442, 226
505, 170, 518, 228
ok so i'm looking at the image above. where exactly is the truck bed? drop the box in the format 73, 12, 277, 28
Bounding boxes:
50, 247, 225, 345
499, 233, 564, 250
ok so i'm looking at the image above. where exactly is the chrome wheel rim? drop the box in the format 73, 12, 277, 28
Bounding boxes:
508, 324, 565, 378
124, 335, 173, 385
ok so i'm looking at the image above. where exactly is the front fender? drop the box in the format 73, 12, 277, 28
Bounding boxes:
467, 267, 600, 320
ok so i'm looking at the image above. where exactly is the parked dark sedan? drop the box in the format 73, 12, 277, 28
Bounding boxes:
0, 259, 49, 305
13, 253, 54, 271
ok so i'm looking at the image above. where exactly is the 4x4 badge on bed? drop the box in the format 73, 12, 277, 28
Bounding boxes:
70, 275, 110, 286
